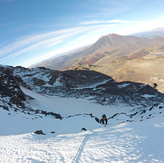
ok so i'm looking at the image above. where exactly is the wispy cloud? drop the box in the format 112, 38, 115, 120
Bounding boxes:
0, 27, 82, 57
0, 28, 86, 63
79, 0, 141, 20
0, 21, 15, 28
80, 19, 129, 25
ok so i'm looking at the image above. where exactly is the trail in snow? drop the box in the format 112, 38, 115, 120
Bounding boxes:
82, 118, 164, 163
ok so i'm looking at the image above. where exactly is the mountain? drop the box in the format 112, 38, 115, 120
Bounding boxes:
32, 45, 90, 70
132, 27, 164, 37
33, 33, 164, 93
0, 64, 164, 162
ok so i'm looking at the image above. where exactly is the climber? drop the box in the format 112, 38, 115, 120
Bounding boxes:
100, 114, 108, 125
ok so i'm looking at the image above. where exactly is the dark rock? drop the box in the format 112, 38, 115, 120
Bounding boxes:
149, 106, 153, 111
34, 130, 45, 135
95, 117, 100, 123
0, 105, 9, 111
46, 112, 62, 119
33, 78, 46, 86
81, 128, 87, 131
153, 83, 157, 89
140, 110, 146, 114
130, 112, 138, 118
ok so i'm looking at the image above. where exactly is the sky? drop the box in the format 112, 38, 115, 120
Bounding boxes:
0, 0, 164, 67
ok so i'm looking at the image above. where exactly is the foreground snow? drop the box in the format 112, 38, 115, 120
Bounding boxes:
0, 88, 164, 162
0, 116, 163, 163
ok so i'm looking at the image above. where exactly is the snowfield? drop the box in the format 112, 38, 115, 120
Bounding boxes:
0, 87, 164, 163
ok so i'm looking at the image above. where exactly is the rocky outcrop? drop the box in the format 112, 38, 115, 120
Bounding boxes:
0, 66, 28, 110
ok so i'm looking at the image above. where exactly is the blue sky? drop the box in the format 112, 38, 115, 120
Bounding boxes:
0, 0, 164, 67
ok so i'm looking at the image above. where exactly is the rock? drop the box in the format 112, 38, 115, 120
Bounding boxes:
34, 130, 45, 135
50, 131, 55, 134
81, 128, 87, 131
95, 117, 100, 123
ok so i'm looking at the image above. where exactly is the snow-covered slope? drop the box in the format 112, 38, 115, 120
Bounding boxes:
0, 65, 164, 162
0, 87, 164, 162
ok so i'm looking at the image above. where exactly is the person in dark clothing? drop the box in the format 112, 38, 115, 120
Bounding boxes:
100, 114, 108, 125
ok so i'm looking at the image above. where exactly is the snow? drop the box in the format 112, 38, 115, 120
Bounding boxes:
0, 87, 164, 163
73, 79, 110, 90
53, 76, 63, 87
117, 83, 130, 88
142, 94, 156, 98
21, 86, 132, 118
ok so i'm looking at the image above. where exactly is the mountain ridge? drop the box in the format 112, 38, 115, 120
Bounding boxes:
32, 32, 164, 93
131, 27, 164, 37
1, 65, 164, 110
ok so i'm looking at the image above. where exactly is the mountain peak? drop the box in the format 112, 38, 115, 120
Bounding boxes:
108, 33, 122, 38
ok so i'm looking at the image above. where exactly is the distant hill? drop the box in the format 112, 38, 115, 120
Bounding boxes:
31, 45, 90, 70
32, 32, 164, 93
131, 28, 164, 37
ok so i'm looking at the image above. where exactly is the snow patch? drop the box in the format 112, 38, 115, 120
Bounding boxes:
73, 79, 110, 90
117, 83, 130, 88
142, 94, 156, 98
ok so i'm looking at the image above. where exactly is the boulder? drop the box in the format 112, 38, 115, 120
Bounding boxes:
34, 130, 45, 135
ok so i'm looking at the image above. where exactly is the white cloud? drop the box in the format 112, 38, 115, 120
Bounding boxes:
80, 19, 129, 25
0, 22, 116, 61
0, 29, 85, 64
117, 19, 164, 35
0, 27, 85, 57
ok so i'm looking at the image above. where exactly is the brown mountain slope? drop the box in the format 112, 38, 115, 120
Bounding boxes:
33, 34, 164, 93
70, 34, 164, 67
68, 35, 164, 93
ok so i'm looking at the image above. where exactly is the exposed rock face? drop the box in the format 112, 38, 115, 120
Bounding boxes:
0, 66, 28, 110
0, 65, 64, 118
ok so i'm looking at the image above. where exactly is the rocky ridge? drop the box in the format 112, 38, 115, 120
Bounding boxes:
0, 64, 164, 127
1, 65, 164, 109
